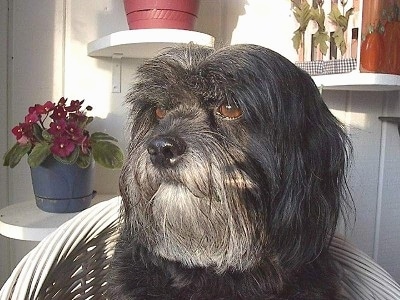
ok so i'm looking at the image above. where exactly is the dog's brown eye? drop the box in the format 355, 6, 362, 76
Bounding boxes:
155, 107, 167, 119
217, 102, 242, 119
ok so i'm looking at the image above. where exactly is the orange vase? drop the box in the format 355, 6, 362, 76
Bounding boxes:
382, 21, 400, 75
362, 0, 383, 33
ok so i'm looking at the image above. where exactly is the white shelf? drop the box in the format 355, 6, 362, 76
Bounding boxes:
87, 29, 215, 58
87, 30, 399, 92
312, 72, 400, 91
0, 194, 118, 241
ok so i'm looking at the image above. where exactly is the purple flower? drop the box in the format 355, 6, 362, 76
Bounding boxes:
24, 111, 39, 124
58, 97, 67, 106
4, 97, 122, 170
65, 100, 83, 112
50, 106, 67, 120
50, 136, 75, 157
35, 101, 55, 114
66, 122, 84, 142
69, 111, 87, 123
12, 123, 33, 143
48, 120, 67, 136
12, 123, 26, 140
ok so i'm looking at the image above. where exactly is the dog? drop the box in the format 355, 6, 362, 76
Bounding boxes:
108, 44, 351, 299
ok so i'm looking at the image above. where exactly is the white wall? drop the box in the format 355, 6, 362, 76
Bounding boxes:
324, 90, 400, 277
0, 0, 11, 284
64, 0, 132, 193
0, 0, 137, 286
1, 0, 400, 286
1, 0, 68, 284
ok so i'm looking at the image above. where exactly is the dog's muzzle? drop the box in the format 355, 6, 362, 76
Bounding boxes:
147, 135, 186, 167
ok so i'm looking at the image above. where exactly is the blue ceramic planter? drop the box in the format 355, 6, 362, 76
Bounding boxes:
30, 157, 95, 213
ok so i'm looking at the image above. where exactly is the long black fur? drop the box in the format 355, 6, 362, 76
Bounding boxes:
108, 44, 351, 299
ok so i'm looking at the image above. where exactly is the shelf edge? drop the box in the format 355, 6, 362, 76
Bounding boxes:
312, 72, 400, 91
87, 29, 215, 58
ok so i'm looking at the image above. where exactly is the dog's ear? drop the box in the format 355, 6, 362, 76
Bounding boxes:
198, 44, 351, 269
265, 57, 351, 269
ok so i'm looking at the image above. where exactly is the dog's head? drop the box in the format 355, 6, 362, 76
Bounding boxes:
120, 44, 350, 274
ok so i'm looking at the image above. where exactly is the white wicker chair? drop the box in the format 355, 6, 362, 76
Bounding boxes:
1, 196, 400, 299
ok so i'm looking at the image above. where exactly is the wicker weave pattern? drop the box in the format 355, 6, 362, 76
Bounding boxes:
0, 198, 120, 300
330, 237, 400, 300
1, 197, 399, 299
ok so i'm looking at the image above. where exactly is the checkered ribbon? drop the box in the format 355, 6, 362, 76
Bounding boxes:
295, 58, 357, 76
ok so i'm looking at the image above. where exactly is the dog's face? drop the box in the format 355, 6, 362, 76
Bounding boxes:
120, 44, 350, 274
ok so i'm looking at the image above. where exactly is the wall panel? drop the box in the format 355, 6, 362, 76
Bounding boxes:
324, 89, 400, 282
376, 91, 400, 281
0, 0, 10, 287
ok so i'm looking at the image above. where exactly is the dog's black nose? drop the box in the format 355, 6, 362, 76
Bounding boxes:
147, 136, 186, 167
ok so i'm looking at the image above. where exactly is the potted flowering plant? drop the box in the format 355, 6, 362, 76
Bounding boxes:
3, 97, 124, 213
4, 97, 123, 169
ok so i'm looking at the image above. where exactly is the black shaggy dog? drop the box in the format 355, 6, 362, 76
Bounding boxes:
108, 44, 351, 299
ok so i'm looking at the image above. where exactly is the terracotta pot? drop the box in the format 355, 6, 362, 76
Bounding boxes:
123, 0, 200, 30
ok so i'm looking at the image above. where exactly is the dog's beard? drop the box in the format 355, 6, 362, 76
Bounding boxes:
120, 128, 267, 273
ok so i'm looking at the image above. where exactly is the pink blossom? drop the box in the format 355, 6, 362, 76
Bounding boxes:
17, 135, 30, 145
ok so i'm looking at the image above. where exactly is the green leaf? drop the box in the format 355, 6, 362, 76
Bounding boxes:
53, 147, 79, 165
91, 132, 118, 142
328, 4, 353, 31
27, 143, 51, 167
86, 116, 94, 125
328, 4, 342, 22
313, 31, 330, 55
310, 7, 326, 29
292, 30, 303, 52
42, 130, 53, 142
3, 143, 32, 168
32, 124, 44, 142
345, 8, 354, 20
340, 41, 347, 55
332, 29, 347, 54
293, 2, 312, 30
292, 1, 313, 51
92, 141, 123, 169
76, 152, 92, 168
309, 5, 329, 56
336, 15, 348, 28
